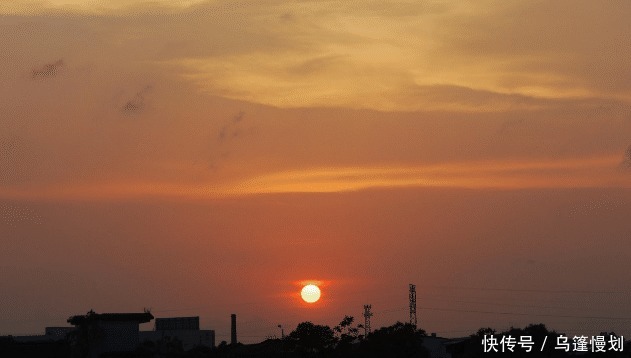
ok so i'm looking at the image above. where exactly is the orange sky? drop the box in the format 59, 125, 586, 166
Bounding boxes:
1, 0, 631, 342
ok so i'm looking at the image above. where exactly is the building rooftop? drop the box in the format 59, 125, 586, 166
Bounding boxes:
67, 310, 154, 325
155, 316, 200, 331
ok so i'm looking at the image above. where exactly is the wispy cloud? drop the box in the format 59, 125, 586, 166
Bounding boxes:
5, 1, 631, 111
1, 0, 630, 201
225, 156, 627, 195
0, 156, 626, 201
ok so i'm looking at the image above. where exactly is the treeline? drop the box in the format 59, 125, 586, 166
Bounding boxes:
1, 317, 629, 357
209, 319, 629, 358
212, 316, 428, 358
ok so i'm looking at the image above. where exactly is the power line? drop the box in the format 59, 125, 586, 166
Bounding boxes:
370, 304, 631, 322
379, 307, 408, 314
152, 307, 204, 313
420, 296, 604, 312
431, 285, 627, 295
418, 306, 631, 321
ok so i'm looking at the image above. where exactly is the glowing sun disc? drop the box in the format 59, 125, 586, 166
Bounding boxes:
301, 284, 321, 303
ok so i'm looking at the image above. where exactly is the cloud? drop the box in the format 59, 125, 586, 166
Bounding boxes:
223, 156, 627, 196
163, 1, 631, 111
1, 0, 630, 201
8, 1, 631, 111
431, 1, 631, 98
31, 59, 64, 79
0, 155, 627, 201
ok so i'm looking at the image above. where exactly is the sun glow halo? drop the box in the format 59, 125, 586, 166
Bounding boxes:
300, 284, 321, 303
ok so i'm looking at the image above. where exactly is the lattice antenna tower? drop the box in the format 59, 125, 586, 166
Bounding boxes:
363, 304, 373, 337
409, 284, 417, 328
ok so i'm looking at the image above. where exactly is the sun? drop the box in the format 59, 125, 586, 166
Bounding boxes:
300, 284, 321, 303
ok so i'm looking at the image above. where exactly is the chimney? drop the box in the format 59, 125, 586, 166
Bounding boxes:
230, 314, 237, 345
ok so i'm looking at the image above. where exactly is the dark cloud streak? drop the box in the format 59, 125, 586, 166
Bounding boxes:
210, 111, 249, 170
218, 111, 245, 141
122, 85, 152, 113
31, 59, 65, 79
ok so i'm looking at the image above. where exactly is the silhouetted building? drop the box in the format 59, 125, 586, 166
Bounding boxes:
8, 326, 75, 343
0, 335, 70, 357
67, 310, 153, 358
423, 334, 452, 358
44, 326, 75, 339
140, 316, 215, 350
155, 316, 199, 331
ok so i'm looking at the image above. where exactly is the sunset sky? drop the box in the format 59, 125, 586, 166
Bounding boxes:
1, 0, 631, 343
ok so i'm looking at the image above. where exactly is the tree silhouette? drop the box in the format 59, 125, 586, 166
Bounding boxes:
333, 315, 361, 341
357, 321, 428, 358
288, 321, 336, 353
332, 315, 363, 355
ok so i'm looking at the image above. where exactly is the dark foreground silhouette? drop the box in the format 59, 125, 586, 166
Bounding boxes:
2, 317, 629, 358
